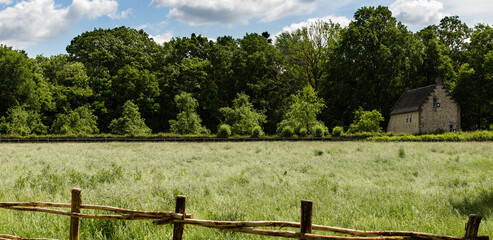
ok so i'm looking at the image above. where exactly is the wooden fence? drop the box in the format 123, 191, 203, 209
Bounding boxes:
0, 188, 489, 240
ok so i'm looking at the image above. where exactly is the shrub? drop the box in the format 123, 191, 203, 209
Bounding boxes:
251, 126, 264, 138
470, 130, 493, 141
298, 127, 308, 137
280, 126, 294, 137
332, 126, 344, 137
109, 100, 151, 135
348, 107, 384, 133
398, 148, 406, 158
313, 125, 326, 137
216, 124, 231, 138
0, 106, 47, 135
169, 92, 209, 134
51, 106, 99, 134
220, 93, 266, 135
277, 86, 326, 135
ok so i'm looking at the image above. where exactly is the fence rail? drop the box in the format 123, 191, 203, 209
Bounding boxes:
0, 188, 489, 240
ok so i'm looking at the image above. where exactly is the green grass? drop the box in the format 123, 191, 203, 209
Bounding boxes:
0, 142, 492, 239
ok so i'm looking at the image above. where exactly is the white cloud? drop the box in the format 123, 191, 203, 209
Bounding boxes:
444, 0, 493, 26
69, 0, 120, 19
150, 31, 173, 44
390, 0, 493, 28
277, 15, 351, 35
390, 0, 446, 26
0, 0, 12, 5
151, 0, 319, 25
0, 0, 123, 49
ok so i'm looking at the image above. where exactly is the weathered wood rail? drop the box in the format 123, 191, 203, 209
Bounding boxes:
0, 188, 489, 240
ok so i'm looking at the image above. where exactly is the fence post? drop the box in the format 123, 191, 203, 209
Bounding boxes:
69, 188, 82, 240
173, 195, 186, 240
300, 200, 313, 235
465, 214, 482, 240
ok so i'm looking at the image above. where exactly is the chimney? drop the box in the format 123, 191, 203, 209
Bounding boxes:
435, 77, 443, 85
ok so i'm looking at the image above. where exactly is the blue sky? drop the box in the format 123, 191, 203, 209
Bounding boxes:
0, 0, 492, 57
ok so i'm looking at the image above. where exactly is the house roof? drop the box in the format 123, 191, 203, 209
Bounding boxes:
390, 85, 435, 115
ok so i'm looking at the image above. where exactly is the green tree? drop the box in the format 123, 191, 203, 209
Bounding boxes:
455, 24, 493, 130
348, 107, 384, 133
277, 86, 326, 135
51, 106, 99, 134
276, 20, 341, 92
437, 16, 472, 66
326, 6, 421, 127
233, 33, 285, 133
0, 106, 47, 135
157, 34, 220, 131
219, 93, 266, 135
36, 54, 93, 123
0, 45, 53, 116
169, 92, 209, 134
66, 27, 160, 76
109, 100, 151, 134
415, 26, 455, 88
66, 27, 161, 132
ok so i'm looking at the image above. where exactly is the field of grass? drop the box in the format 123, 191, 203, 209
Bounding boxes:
0, 142, 492, 239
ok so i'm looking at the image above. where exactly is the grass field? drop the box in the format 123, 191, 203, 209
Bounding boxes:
0, 142, 492, 239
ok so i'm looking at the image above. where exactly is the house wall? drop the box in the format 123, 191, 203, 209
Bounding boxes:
387, 111, 420, 134
419, 85, 460, 133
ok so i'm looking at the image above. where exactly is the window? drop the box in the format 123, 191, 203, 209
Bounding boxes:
406, 114, 408, 123
449, 124, 456, 132
409, 113, 412, 123
433, 97, 440, 108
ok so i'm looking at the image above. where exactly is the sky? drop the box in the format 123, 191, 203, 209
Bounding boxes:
0, 0, 492, 57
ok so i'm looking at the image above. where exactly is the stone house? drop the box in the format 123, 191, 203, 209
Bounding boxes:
387, 78, 461, 134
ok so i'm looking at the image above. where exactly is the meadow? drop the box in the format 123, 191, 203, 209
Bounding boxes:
0, 142, 492, 239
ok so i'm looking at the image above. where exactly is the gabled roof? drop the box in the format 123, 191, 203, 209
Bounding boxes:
390, 85, 435, 115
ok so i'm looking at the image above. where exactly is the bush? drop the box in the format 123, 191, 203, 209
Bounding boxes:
280, 126, 294, 137
332, 126, 344, 137
251, 126, 264, 138
0, 106, 47, 135
109, 100, 151, 135
277, 86, 326, 135
220, 93, 266, 135
348, 107, 384, 133
313, 125, 326, 137
169, 92, 209, 134
298, 127, 308, 137
51, 106, 99, 134
216, 124, 231, 138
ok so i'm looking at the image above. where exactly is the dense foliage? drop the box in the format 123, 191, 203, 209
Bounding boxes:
169, 92, 209, 134
1, 6, 493, 134
219, 93, 266, 135
348, 107, 385, 133
108, 100, 151, 135
277, 86, 327, 135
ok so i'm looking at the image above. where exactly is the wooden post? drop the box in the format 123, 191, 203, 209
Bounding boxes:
173, 195, 186, 240
69, 188, 82, 240
465, 214, 482, 240
300, 200, 312, 234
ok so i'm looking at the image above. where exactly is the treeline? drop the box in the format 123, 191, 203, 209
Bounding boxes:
1, 6, 493, 135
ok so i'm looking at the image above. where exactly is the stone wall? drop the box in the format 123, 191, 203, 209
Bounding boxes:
419, 85, 460, 133
387, 111, 420, 134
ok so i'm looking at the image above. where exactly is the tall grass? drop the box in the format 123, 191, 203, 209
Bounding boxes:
0, 142, 491, 239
